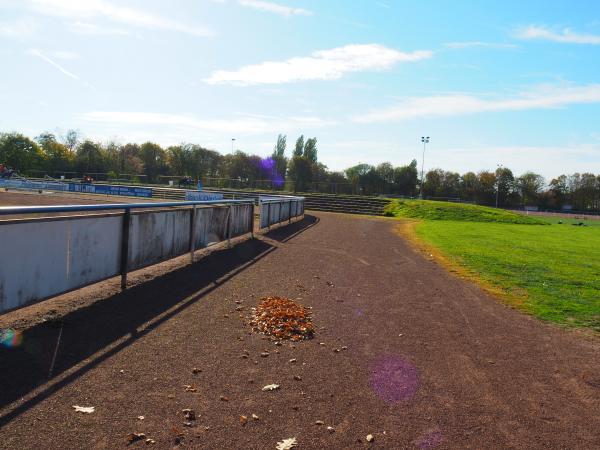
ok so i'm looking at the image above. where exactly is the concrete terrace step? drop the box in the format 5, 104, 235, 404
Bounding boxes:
149, 187, 390, 216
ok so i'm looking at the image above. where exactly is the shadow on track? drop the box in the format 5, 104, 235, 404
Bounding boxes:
0, 218, 316, 427
263, 214, 319, 243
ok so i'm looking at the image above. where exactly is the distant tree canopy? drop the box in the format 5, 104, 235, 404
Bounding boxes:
2, 130, 599, 211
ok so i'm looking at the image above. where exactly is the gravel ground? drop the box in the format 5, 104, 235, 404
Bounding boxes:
0, 211, 599, 449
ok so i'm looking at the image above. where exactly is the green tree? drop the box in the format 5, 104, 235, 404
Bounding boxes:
517, 172, 545, 206
139, 142, 167, 183
303, 137, 317, 163
36, 132, 74, 174
75, 140, 105, 174
271, 134, 288, 187
293, 135, 304, 157
0, 132, 45, 173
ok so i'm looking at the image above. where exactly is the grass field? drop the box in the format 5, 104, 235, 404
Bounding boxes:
387, 200, 600, 331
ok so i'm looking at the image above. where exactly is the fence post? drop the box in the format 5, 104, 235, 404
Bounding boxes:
189, 205, 196, 263
249, 202, 255, 238
279, 200, 283, 225
289, 200, 292, 224
120, 208, 131, 290
267, 202, 271, 231
227, 204, 233, 247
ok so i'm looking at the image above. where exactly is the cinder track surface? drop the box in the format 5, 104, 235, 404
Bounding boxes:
0, 212, 599, 449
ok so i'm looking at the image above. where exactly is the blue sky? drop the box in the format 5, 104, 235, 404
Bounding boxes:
1, 0, 599, 178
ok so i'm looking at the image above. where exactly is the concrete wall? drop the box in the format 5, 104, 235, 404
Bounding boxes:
0, 215, 122, 312
0, 203, 254, 314
259, 199, 304, 229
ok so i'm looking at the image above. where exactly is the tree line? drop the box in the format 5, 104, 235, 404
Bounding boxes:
1, 130, 599, 211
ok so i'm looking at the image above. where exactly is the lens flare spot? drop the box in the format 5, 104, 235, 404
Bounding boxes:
369, 354, 419, 403
0, 328, 23, 348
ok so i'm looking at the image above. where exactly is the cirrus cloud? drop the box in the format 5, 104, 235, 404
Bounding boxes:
204, 44, 432, 85
354, 83, 600, 123
24, 0, 214, 37
238, 0, 312, 17
515, 25, 600, 44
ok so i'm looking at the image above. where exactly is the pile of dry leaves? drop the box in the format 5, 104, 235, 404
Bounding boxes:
250, 297, 314, 341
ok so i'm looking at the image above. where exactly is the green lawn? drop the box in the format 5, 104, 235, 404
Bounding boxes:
384, 199, 547, 224
387, 200, 600, 331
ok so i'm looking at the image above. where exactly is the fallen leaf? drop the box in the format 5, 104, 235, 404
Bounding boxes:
252, 414, 259, 421
182, 409, 196, 421
220, 395, 229, 401
240, 415, 248, 426
145, 438, 155, 445
315, 420, 324, 425
262, 384, 280, 391
327, 426, 335, 433
293, 375, 302, 381
366, 434, 375, 442
192, 367, 201, 374
137, 416, 145, 420
289, 358, 297, 363
183, 384, 197, 393
72, 405, 95, 414
276, 437, 298, 450
126, 432, 146, 445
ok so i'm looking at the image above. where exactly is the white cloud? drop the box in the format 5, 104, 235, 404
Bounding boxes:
204, 44, 432, 85
354, 83, 600, 123
238, 0, 312, 17
0, 17, 36, 37
68, 21, 130, 36
25, 0, 213, 36
444, 41, 517, 49
515, 25, 600, 44
50, 50, 79, 60
27, 48, 79, 80
81, 111, 338, 135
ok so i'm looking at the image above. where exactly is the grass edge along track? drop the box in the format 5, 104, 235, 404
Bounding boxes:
386, 200, 600, 333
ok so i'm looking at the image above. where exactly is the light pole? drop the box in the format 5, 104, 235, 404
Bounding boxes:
231, 138, 236, 154
419, 136, 430, 199
495, 164, 502, 208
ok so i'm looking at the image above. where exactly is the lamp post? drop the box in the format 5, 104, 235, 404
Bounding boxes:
231, 138, 236, 154
419, 136, 430, 199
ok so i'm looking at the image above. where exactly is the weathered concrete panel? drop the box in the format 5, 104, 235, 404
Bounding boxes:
259, 199, 303, 229
0, 216, 121, 312
194, 206, 229, 248
128, 209, 191, 271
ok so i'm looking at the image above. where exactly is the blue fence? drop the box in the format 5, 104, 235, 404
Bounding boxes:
68, 183, 152, 198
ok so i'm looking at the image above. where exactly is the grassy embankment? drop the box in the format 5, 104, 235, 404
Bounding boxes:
385, 200, 600, 332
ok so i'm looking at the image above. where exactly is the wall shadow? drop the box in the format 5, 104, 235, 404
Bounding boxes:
0, 218, 315, 427
263, 214, 319, 243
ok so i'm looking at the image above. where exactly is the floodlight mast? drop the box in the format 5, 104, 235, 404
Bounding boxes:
419, 136, 430, 199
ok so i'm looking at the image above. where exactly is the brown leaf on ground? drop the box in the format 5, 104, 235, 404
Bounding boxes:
249, 297, 314, 341
126, 432, 146, 445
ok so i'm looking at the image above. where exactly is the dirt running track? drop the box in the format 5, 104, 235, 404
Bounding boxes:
1, 212, 599, 449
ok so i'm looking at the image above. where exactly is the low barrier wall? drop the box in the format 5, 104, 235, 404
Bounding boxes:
0, 200, 253, 313
259, 197, 305, 229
